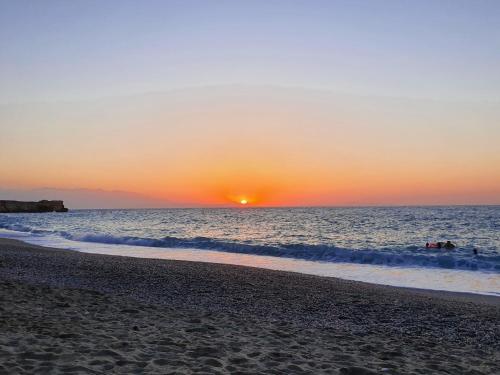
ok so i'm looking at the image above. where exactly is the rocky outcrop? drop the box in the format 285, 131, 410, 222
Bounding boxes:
0, 200, 68, 213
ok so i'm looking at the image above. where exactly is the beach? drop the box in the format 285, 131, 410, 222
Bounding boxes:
0, 238, 499, 374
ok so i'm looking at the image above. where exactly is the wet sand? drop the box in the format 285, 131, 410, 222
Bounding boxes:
0, 238, 499, 374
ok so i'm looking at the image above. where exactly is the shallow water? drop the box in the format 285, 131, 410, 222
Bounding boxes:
1, 206, 499, 295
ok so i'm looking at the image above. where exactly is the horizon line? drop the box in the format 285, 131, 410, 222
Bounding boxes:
65, 203, 500, 210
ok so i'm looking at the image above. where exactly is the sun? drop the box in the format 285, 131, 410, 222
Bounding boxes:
240, 199, 248, 205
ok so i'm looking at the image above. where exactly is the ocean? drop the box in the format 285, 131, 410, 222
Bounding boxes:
1, 206, 499, 295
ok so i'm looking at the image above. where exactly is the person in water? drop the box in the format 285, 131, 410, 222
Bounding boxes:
443, 241, 456, 249
425, 242, 443, 248
425, 241, 455, 249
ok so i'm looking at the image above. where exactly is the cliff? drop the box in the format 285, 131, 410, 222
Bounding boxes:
0, 200, 68, 213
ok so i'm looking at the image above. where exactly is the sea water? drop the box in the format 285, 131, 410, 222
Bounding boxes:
1, 206, 498, 295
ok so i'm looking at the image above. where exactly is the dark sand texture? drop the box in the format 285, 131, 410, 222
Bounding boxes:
0, 238, 499, 374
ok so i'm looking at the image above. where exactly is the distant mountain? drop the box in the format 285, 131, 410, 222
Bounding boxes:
0, 188, 176, 209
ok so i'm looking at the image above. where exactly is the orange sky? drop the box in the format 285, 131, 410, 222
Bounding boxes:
1, 87, 499, 207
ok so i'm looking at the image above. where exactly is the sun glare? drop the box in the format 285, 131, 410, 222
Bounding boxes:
240, 199, 248, 205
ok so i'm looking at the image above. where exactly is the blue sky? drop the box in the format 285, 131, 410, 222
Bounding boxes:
1, 0, 499, 103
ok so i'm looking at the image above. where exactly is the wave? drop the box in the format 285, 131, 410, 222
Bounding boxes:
1, 222, 498, 272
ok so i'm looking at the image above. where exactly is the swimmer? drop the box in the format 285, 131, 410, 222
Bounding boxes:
443, 241, 456, 249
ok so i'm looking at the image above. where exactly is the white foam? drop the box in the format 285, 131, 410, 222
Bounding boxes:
1, 229, 499, 296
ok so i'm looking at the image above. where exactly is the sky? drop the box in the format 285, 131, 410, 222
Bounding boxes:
1, 0, 499, 207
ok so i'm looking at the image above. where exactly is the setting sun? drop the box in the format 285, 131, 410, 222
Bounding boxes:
240, 199, 248, 205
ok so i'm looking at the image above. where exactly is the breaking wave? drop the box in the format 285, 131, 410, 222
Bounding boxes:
1, 222, 498, 272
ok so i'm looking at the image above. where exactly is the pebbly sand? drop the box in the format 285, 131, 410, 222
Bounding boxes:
0, 238, 499, 374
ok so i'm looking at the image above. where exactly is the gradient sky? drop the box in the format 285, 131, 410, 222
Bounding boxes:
1, 0, 499, 207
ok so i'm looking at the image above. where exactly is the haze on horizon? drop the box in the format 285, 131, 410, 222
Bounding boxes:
1, 0, 499, 208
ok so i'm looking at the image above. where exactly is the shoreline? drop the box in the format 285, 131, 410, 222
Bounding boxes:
3, 236, 499, 304
1, 238, 499, 373
1, 229, 498, 297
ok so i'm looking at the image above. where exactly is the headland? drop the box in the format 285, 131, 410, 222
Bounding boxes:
0, 200, 68, 213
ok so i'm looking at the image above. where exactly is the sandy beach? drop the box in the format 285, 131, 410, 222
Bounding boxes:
0, 238, 498, 374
